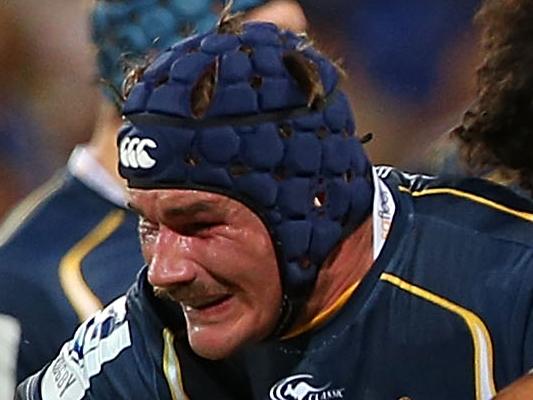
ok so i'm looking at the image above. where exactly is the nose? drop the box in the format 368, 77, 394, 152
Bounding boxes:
147, 225, 198, 288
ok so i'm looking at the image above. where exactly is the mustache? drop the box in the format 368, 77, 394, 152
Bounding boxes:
153, 281, 226, 303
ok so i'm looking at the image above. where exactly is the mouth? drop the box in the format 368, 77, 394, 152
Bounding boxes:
181, 294, 233, 311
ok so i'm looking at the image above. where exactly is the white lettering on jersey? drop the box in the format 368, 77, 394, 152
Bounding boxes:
40, 297, 131, 400
0, 314, 21, 400
119, 137, 157, 169
269, 374, 345, 400
372, 168, 396, 260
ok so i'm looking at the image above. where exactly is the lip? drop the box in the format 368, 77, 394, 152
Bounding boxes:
182, 293, 232, 309
181, 294, 234, 320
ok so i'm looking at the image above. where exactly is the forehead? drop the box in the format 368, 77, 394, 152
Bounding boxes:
127, 188, 243, 216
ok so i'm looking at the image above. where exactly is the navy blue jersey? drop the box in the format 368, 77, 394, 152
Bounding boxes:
17, 167, 533, 400
0, 171, 144, 385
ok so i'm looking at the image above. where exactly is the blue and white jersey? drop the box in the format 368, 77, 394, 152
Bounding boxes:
17, 167, 533, 400
0, 148, 144, 394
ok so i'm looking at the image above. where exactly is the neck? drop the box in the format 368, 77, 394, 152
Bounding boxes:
87, 100, 124, 186
286, 216, 374, 336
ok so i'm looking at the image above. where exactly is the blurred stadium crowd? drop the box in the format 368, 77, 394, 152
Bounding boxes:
0, 0, 480, 219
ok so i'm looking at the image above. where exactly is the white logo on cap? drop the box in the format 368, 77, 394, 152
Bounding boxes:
119, 137, 157, 169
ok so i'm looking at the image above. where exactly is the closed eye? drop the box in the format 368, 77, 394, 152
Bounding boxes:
181, 222, 222, 236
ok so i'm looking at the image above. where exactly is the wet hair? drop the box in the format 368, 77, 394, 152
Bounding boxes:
452, 0, 533, 193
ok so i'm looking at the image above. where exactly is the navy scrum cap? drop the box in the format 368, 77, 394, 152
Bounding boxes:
90, 0, 266, 101
119, 18, 374, 334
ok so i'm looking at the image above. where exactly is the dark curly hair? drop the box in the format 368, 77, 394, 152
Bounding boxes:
452, 0, 533, 192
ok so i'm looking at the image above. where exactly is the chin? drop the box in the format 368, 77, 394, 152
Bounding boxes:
184, 307, 280, 359
187, 328, 246, 360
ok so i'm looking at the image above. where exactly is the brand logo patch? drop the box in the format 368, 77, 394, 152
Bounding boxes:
119, 137, 157, 169
269, 374, 345, 400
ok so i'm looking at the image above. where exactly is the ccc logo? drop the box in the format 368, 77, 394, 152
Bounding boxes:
119, 137, 157, 169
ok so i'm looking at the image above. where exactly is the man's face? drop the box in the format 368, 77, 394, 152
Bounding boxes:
128, 188, 283, 359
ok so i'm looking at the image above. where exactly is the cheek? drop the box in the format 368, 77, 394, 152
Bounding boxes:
201, 230, 279, 286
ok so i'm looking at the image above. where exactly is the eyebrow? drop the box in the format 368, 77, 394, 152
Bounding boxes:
127, 199, 222, 219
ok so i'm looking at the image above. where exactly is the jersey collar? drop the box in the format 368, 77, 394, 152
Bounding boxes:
67, 145, 126, 207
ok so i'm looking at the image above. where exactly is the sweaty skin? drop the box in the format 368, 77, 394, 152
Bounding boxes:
129, 188, 375, 356
128, 189, 283, 360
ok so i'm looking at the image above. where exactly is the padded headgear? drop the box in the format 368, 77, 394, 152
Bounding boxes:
90, 0, 266, 100
119, 21, 374, 334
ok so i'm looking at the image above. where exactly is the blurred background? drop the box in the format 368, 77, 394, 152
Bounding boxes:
0, 0, 481, 219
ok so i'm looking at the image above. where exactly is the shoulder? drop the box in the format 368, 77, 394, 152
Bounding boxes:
0, 172, 68, 248
0, 171, 112, 254
379, 166, 533, 247
0, 172, 125, 276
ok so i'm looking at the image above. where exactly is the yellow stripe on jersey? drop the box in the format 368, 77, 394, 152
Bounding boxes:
59, 210, 125, 321
0, 173, 65, 247
282, 279, 362, 340
380, 272, 496, 400
163, 328, 190, 400
399, 186, 533, 222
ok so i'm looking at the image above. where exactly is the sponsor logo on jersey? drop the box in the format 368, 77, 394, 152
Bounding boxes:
49, 354, 78, 397
41, 297, 132, 400
269, 374, 345, 400
375, 165, 436, 182
372, 169, 396, 260
375, 165, 394, 179
119, 136, 157, 169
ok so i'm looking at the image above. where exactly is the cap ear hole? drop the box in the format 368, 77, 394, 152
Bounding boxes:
278, 123, 293, 138
343, 170, 353, 183
342, 128, 351, 138
250, 75, 263, 90
274, 165, 286, 181
298, 255, 312, 269
190, 59, 219, 119
313, 191, 326, 209
230, 162, 251, 177
316, 126, 328, 139
185, 154, 200, 166
239, 44, 253, 56
155, 74, 169, 88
